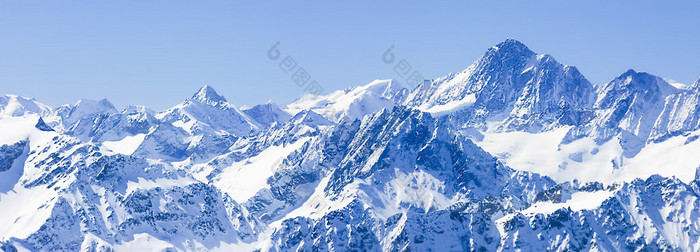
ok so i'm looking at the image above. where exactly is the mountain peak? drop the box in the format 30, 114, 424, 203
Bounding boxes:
478, 38, 536, 68
612, 69, 665, 86
59, 98, 118, 125
491, 38, 533, 54
597, 69, 678, 109
192, 85, 226, 103
35, 117, 54, 131
620, 69, 639, 77
74, 98, 116, 111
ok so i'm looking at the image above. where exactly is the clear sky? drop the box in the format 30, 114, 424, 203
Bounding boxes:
1, 1, 699, 110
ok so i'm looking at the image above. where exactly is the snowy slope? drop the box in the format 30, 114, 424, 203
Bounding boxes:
286, 79, 408, 122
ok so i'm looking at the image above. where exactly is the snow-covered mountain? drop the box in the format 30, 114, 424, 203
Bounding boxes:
566, 69, 681, 157
1, 39, 700, 251
405, 39, 596, 132
158, 85, 261, 137
55, 98, 118, 129
0, 95, 54, 119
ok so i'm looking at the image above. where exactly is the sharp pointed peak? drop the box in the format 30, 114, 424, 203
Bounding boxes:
621, 69, 639, 76
491, 38, 533, 53
192, 85, 226, 103
264, 99, 282, 106
498, 38, 526, 46
35, 117, 54, 132
613, 69, 657, 82
614, 69, 667, 83
607, 69, 680, 95
479, 38, 536, 65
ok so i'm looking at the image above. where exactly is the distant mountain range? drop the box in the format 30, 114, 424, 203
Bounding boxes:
1, 39, 699, 251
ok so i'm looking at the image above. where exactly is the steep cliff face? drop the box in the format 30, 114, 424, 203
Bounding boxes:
585, 70, 679, 155
649, 77, 700, 141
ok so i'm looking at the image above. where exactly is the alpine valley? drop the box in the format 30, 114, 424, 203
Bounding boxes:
1, 39, 700, 251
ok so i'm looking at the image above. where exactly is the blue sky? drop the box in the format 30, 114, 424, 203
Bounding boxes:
1, 1, 699, 110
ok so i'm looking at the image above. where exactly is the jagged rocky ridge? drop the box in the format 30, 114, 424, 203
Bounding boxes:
0, 39, 699, 251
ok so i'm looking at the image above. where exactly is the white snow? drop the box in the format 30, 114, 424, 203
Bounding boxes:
0, 115, 58, 157
373, 169, 453, 217
113, 233, 177, 251
478, 127, 625, 184
213, 137, 311, 202
0, 115, 53, 146
621, 130, 700, 183
495, 190, 615, 239
101, 134, 146, 155
417, 93, 476, 116
521, 190, 615, 215
271, 175, 334, 224
478, 126, 582, 181
273, 167, 455, 225
404, 66, 474, 111
664, 78, 689, 90
0, 95, 52, 117
156, 87, 261, 136
478, 126, 700, 184
0, 186, 58, 240
286, 79, 405, 122
125, 177, 196, 195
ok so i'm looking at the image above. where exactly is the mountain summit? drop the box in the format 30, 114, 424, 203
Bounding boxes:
484, 38, 536, 65
192, 85, 227, 103
405, 39, 595, 131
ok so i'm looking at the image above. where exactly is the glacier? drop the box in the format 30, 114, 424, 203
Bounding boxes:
1, 39, 700, 251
